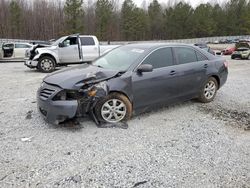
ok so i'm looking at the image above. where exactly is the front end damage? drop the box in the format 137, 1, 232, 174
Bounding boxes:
37, 80, 109, 125
24, 44, 52, 68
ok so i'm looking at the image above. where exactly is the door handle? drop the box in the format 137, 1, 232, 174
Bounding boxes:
170, 70, 176, 76
204, 64, 208, 68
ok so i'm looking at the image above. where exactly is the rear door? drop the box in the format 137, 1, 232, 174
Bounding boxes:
14, 43, 32, 59
132, 47, 181, 109
58, 36, 81, 63
172, 47, 208, 98
80, 36, 99, 62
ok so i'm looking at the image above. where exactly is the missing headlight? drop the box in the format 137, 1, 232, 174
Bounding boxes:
53, 90, 82, 101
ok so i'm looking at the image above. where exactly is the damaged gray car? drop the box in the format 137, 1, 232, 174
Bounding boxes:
37, 43, 228, 125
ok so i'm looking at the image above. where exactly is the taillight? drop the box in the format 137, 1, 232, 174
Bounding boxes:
224, 61, 229, 68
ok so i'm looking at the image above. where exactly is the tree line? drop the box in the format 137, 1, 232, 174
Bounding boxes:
0, 0, 250, 41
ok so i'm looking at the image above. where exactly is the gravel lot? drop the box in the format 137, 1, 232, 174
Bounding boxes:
0, 57, 249, 188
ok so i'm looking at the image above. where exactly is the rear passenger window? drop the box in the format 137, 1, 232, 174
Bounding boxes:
142, 47, 174, 69
196, 51, 208, 61
175, 47, 197, 64
80, 37, 95, 46
15, 44, 31, 48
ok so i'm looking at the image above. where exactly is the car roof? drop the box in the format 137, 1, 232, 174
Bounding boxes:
123, 43, 197, 50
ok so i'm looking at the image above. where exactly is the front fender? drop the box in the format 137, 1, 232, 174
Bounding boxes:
33, 50, 59, 64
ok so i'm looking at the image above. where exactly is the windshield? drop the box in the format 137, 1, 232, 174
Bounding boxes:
51, 36, 67, 46
92, 46, 146, 71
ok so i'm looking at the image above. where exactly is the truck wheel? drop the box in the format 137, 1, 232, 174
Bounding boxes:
38, 56, 55, 73
95, 93, 132, 124
198, 77, 218, 103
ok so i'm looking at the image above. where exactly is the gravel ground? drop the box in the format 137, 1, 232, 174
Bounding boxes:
0, 57, 249, 188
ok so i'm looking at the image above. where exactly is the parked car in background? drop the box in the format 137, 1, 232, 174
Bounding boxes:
221, 46, 236, 55
30, 41, 51, 45
194, 43, 215, 55
25, 34, 119, 73
231, 48, 250, 59
0, 42, 33, 61
37, 43, 228, 125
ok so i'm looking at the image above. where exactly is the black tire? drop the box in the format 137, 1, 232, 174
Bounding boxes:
37, 56, 56, 73
95, 93, 132, 123
198, 77, 218, 103
231, 56, 235, 59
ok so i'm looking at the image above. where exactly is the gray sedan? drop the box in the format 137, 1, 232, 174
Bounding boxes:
37, 43, 228, 125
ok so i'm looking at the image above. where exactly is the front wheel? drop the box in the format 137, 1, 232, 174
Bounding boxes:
38, 56, 56, 73
198, 77, 218, 103
95, 93, 132, 124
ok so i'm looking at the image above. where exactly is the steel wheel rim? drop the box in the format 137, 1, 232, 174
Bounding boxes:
41, 59, 53, 71
101, 99, 127, 123
204, 80, 216, 100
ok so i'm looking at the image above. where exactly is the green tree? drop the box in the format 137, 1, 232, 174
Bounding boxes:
9, 0, 22, 38
191, 3, 216, 37
121, 0, 136, 40
164, 2, 193, 39
95, 0, 113, 41
241, 2, 250, 34
211, 4, 226, 36
121, 0, 149, 40
133, 8, 149, 40
64, 0, 84, 34
148, 0, 163, 39
225, 0, 249, 35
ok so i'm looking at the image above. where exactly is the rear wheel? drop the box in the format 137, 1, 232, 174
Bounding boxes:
198, 77, 218, 103
95, 93, 132, 123
38, 56, 55, 73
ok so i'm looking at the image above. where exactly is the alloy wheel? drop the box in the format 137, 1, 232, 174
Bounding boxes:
101, 99, 127, 123
204, 80, 216, 100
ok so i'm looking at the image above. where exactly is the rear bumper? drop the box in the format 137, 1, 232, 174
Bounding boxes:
37, 83, 78, 124
24, 59, 38, 68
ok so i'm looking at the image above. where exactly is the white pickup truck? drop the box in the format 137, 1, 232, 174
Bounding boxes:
24, 34, 119, 72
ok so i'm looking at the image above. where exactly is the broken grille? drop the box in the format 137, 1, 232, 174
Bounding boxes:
40, 88, 56, 100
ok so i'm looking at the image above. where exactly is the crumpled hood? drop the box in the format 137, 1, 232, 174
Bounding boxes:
31, 44, 52, 51
43, 64, 119, 89
37, 45, 57, 51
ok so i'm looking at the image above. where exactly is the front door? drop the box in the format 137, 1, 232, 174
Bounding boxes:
132, 47, 180, 109
58, 37, 81, 63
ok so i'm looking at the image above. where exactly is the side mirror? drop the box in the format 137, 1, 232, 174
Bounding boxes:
137, 64, 153, 73
58, 43, 64, 48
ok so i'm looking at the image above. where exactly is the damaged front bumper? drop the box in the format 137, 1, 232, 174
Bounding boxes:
25, 58, 38, 68
37, 82, 78, 124
37, 81, 108, 125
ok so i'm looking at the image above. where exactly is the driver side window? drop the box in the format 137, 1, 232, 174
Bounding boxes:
62, 37, 77, 47
142, 47, 174, 69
